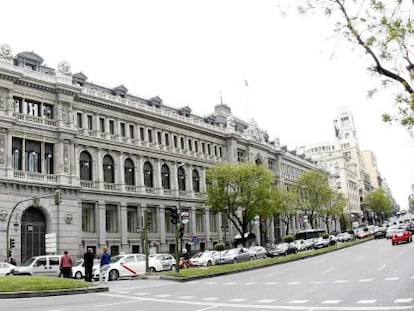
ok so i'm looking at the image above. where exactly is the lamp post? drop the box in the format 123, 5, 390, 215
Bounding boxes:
221, 212, 229, 247
174, 162, 185, 272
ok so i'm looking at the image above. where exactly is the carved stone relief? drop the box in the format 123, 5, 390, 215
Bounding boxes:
0, 44, 13, 61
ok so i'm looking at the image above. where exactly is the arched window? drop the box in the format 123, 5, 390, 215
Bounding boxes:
192, 169, 200, 192
178, 166, 186, 191
124, 158, 135, 185
161, 164, 170, 189
80, 151, 92, 180
143, 161, 153, 188
103, 154, 114, 183
12, 148, 21, 170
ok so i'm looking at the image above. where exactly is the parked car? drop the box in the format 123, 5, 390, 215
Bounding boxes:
386, 226, 399, 239
293, 240, 307, 252
303, 238, 316, 250
248, 246, 267, 259
217, 248, 253, 264
266, 243, 298, 257
391, 229, 413, 245
374, 228, 387, 239
13, 255, 62, 276
72, 259, 100, 279
148, 253, 177, 272
0, 262, 15, 276
94, 254, 146, 281
190, 251, 218, 266
313, 237, 330, 249
336, 232, 353, 242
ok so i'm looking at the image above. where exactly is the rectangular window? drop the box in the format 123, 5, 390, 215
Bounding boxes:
157, 131, 162, 144
173, 135, 178, 148
82, 202, 96, 232
268, 159, 275, 171
207, 144, 211, 155
165, 208, 175, 233
106, 204, 118, 233
140, 127, 145, 140
147, 207, 157, 233
127, 206, 138, 233
180, 137, 185, 149
201, 142, 205, 154
165, 133, 169, 146
196, 209, 205, 233
87, 115, 93, 130
13, 97, 22, 113
214, 145, 217, 156
44, 143, 54, 174
237, 149, 246, 163
188, 139, 192, 151
26, 99, 40, 116
129, 125, 135, 139
109, 120, 115, 135
148, 129, 153, 143
209, 213, 217, 232
77, 112, 83, 128
120, 122, 126, 137
219, 146, 223, 157
194, 141, 198, 152
43, 104, 53, 119
100, 118, 105, 133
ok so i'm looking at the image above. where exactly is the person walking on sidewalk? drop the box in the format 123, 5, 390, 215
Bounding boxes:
99, 247, 111, 282
60, 251, 73, 278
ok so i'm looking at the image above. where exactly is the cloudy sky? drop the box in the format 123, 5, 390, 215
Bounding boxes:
3, 0, 413, 208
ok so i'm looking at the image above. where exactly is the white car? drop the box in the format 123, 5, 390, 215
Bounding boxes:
148, 253, 177, 272
0, 262, 16, 276
72, 259, 100, 279
190, 251, 218, 266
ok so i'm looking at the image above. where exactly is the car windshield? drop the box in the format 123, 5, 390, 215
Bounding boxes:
110, 255, 124, 263
21, 257, 37, 266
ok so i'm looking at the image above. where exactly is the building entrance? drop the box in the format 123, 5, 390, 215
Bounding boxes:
21, 206, 46, 263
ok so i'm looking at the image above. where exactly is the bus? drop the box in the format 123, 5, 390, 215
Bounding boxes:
294, 229, 326, 241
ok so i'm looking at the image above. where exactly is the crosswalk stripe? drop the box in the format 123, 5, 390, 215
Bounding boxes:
357, 300, 376, 304
288, 300, 308, 304
322, 300, 342, 304
257, 299, 276, 303
394, 298, 414, 303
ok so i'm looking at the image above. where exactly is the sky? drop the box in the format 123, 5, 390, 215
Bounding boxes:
2, 0, 413, 209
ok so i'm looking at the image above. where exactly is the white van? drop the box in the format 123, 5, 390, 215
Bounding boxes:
13, 255, 62, 276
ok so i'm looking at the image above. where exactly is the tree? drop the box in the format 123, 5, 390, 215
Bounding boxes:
206, 162, 276, 247
319, 190, 347, 234
296, 170, 333, 229
273, 186, 300, 236
295, 0, 414, 130
365, 188, 393, 224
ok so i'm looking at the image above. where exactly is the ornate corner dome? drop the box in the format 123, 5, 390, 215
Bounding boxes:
178, 106, 191, 117
113, 85, 128, 98
148, 96, 163, 108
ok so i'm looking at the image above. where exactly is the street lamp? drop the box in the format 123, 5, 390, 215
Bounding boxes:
174, 162, 185, 272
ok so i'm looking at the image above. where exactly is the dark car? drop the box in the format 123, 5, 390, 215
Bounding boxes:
374, 228, 387, 239
266, 243, 298, 257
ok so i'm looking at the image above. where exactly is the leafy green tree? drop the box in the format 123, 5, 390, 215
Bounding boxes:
295, 0, 414, 129
206, 162, 276, 247
273, 186, 300, 236
319, 190, 347, 234
296, 170, 333, 229
365, 188, 393, 224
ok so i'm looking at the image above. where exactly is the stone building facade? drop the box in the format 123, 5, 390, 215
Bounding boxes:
0, 44, 318, 263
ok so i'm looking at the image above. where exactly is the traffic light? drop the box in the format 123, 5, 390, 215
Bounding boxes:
170, 208, 179, 225
145, 210, 152, 228
54, 190, 62, 205
9, 238, 15, 249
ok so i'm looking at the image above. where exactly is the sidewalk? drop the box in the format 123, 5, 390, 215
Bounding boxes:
0, 285, 108, 299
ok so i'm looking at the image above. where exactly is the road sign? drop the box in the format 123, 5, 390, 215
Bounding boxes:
45, 232, 57, 253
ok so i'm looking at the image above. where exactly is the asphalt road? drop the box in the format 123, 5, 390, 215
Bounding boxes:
3, 238, 414, 311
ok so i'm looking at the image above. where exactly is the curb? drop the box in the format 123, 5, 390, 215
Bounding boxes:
0, 285, 108, 299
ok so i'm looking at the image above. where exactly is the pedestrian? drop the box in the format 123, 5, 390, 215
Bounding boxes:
9, 257, 16, 265
60, 250, 73, 278
99, 246, 111, 283
83, 248, 94, 282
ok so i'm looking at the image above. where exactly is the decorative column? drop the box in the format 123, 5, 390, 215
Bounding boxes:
154, 158, 162, 195
120, 203, 128, 253
98, 201, 107, 249
204, 207, 211, 249
159, 205, 166, 250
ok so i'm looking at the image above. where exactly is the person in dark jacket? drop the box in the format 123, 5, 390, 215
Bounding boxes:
83, 248, 94, 282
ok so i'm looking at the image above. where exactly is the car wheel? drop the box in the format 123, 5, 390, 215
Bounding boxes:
149, 267, 156, 273
170, 264, 176, 271
294, 249, 298, 254
233, 258, 238, 264
207, 261, 212, 266
108, 269, 119, 281
74, 271, 83, 279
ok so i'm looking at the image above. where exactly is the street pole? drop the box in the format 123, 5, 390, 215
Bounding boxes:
144, 210, 149, 273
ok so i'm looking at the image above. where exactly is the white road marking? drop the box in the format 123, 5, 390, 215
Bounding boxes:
257, 299, 276, 303
394, 298, 414, 303
178, 296, 195, 299
224, 282, 236, 285
117, 291, 131, 294
385, 277, 399, 281
154, 294, 171, 298
288, 300, 308, 304
228, 298, 247, 302
378, 264, 386, 271
244, 282, 256, 285
334, 280, 348, 283
358, 278, 373, 282
321, 300, 342, 304
411, 276, 414, 279
357, 300, 376, 304
187, 281, 200, 284
320, 268, 333, 275
265, 281, 278, 285
399, 252, 405, 256
287, 281, 300, 285
205, 281, 217, 285
135, 292, 150, 296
